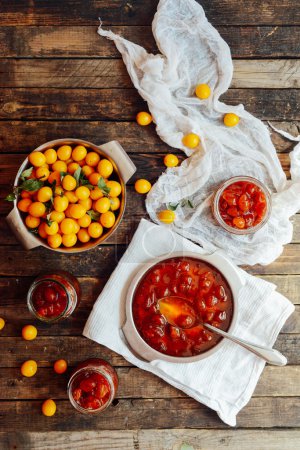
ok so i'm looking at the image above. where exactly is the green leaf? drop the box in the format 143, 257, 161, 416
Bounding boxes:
187, 200, 194, 208
60, 171, 67, 182
167, 202, 179, 211
73, 166, 82, 187
44, 201, 53, 212
29, 228, 39, 235
98, 177, 111, 195
87, 210, 100, 221
5, 193, 16, 202
20, 166, 33, 181
46, 218, 53, 227
19, 178, 43, 192
80, 179, 93, 189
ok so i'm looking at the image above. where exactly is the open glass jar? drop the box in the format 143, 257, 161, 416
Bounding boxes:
68, 359, 118, 414
27, 271, 81, 323
212, 176, 272, 235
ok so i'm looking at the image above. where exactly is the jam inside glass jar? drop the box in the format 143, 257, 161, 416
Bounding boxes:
68, 359, 118, 414
212, 176, 271, 234
27, 271, 81, 322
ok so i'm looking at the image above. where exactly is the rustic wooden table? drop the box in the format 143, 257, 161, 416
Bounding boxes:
0, 1, 299, 449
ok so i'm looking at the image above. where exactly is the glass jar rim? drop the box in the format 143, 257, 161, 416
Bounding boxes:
67, 366, 115, 414
27, 277, 70, 323
212, 175, 272, 235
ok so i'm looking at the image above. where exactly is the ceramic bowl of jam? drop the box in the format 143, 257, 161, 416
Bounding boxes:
123, 252, 244, 363
212, 176, 272, 234
68, 358, 118, 414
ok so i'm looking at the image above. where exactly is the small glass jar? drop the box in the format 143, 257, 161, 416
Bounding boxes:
212, 176, 272, 235
27, 271, 81, 323
68, 358, 118, 414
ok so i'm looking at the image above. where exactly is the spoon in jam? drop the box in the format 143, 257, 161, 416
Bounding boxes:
158, 296, 287, 366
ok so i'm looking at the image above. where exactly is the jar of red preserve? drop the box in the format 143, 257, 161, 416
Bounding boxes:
27, 271, 81, 322
68, 359, 118, 414
212, 176, 271, 234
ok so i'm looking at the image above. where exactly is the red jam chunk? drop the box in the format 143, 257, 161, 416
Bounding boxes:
132, 257, 233, 357
71, 371, 111, 410
31, 281, 67, 318
218, 181, 267, 230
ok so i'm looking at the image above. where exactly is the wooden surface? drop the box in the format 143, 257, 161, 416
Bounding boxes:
0, 1, 299, 449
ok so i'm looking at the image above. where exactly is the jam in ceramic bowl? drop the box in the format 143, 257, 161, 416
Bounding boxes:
68, 359, 118, 414
132, 256, 234, 358
212, 176, 271, 234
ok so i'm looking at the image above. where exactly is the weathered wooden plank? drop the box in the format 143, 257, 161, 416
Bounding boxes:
1, 1, 299, 26
0, 366, 299, 400
0, 397, 299, 430
0, 242, 300, 276
0, 121, 297, 154
0, 88, 299, 121
0, 336, 127, 368
1, 429, 300, 450
1, 59, 300, 89
0, 334, 297, 367
0, 26, 299, 58
1, 275, 300, 306
244, 245, 300, 275
261, 275, 300, 304
0, 245, 127, 277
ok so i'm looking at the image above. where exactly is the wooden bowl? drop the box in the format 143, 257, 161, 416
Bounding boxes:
6, 138, 136, 253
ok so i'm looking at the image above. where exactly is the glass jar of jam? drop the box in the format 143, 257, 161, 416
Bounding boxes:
68, 358, 118, 414
212, 176, 271, 235
27, 271, 81, 323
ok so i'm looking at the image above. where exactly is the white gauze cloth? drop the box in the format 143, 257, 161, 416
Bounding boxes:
83, 219, 294, 426
98, 0, 300, 266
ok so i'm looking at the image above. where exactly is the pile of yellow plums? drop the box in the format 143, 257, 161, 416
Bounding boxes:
14, 144, 122, 249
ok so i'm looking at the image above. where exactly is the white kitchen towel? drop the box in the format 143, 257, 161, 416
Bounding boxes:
83, 219, 294, 426
98, 0, 300, 266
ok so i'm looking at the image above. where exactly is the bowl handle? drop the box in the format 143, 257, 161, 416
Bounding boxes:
6, 207, 41, 250
99, 140, 136, 184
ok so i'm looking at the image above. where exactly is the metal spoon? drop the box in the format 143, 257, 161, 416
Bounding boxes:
158, 296, 287, 366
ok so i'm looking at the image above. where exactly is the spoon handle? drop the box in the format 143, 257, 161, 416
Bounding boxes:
204, 323, 287, 366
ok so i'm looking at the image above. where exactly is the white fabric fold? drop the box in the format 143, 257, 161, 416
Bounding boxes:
98, 0, 300, 266
83, 219, 294, 426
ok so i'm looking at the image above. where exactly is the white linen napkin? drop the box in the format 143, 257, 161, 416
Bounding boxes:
98, 0, 300, 266
83, 219, 294, 426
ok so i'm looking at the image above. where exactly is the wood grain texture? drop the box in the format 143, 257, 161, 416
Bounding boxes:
1, 0, 300, 26
1, 59, 300, 89
0, 334, 298, 367
0, 238, 300, 275
0, 397, 299, 431
0, 26, 299, 58
0, 88, 299, 120
0, 366, 299, 400
0, 121, 298, 154
0, 242, 300, 275
1, 429, 300, 450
